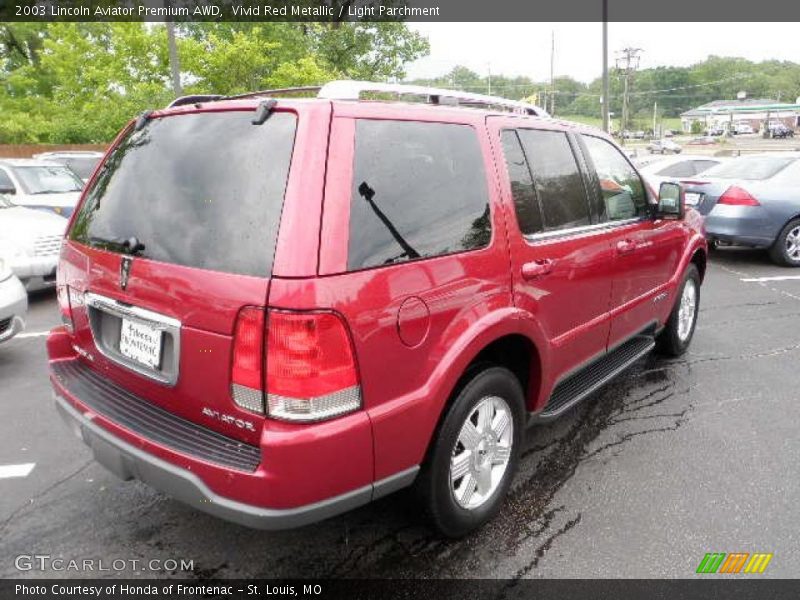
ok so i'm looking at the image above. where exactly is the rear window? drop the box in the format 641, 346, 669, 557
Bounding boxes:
701, 156, 795, 181
347, 120, 491, 271
656, 161, 697, 177
70, 111, 297, 277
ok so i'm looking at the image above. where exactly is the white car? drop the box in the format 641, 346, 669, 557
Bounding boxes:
33, 150, 104, 183
647, 138, 682, 154
0, 193, 68, 291
733, 123, 755, 135
0, 258, 27, 344
638, 155, 727, 192
0, 158, 83, 217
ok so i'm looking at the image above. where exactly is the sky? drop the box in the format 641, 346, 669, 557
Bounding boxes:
405, 23, 800, 83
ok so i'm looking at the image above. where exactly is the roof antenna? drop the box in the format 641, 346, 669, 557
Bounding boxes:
252, 99, 277, 125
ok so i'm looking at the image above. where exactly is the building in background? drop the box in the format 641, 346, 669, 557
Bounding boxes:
681, 96, 800, 133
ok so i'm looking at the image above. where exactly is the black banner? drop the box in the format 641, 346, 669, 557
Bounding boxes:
1, 0, 799, 22
2, 579, 798, 600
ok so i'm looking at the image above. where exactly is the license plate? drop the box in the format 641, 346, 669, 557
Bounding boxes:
119, 318, 163, 370
685, 192, 702, 207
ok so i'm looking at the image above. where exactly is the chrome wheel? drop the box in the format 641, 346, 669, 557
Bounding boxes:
785, 225, 800, 261
677, 279, 697, 342
450, 395, 513, 510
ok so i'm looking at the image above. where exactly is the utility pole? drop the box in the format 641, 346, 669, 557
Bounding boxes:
602, 0, 609, 132
487, 62, 492, 95
616, 47, 642, 146
549, 31, 556, 115
165, 6, 182, 98
653, 100, 658, 137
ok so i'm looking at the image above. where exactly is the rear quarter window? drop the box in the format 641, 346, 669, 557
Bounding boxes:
347, 120, 491, 271
70, 111, 297, 277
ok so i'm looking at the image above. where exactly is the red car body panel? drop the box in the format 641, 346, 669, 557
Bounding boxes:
48, 96, 707, 525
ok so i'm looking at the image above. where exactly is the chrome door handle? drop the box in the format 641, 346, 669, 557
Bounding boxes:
521, 259, 555, 280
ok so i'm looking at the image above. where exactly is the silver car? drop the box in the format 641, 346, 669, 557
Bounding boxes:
0, 193, 67, 291
684, 153, 800, 266
0, 256, 27, 345
0, 158, 83, 217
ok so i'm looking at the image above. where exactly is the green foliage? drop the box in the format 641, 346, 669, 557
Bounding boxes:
409, 57, 800, 120
690, 120, 704, 134
0, 22, 429, 143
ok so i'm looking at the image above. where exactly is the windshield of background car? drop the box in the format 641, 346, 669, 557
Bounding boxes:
701, 156, 795, 180
69, 110, 297, 277
63, 157, 101, 179
14, 165, 83, 194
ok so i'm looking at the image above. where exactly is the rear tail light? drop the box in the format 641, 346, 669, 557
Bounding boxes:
266, 311, 361, 422
718, 186, 760, 206
230, 308, 362, 422
56, 285, 73, 332
231, 307, 266, 413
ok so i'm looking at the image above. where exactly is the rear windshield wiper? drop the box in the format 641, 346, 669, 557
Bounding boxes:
89, 235, 146, 256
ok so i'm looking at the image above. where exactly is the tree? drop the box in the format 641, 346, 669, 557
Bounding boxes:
0, 22, 430, 144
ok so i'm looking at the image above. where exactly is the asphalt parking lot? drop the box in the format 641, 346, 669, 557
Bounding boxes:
2, 248, 799, 580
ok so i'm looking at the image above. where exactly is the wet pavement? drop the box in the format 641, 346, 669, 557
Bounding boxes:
2, 248, 799, 579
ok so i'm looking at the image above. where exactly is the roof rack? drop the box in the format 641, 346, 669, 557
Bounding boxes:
317, 80, 550, 117
166, 80, 549, 117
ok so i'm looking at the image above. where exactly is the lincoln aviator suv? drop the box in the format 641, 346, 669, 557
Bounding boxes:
48, 81, 706, 537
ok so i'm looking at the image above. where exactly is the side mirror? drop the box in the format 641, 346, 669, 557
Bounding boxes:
655, 182, 684, 219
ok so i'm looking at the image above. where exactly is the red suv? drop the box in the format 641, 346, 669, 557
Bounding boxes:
48, 81, 706, 537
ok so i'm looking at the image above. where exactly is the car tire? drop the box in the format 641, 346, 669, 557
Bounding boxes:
769, 219, 800, 267
657, 264, 700, 357
417, 366, 525, 538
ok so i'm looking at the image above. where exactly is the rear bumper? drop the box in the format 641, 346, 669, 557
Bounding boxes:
49, 351, 417, 530
705, 205, 775, 248
0, 276, 27, 343
55, 393, 413, 530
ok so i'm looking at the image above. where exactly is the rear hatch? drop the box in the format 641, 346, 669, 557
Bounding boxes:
59, 107, 298, 445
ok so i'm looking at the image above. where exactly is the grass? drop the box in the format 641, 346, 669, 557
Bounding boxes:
556, 114, 683, 132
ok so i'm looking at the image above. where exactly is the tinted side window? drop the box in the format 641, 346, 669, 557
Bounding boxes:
0, 169, 15, 192
582, 135, 647, 221
348, 120, 491, 270
516, 129, 590, 230
657, 161, 697, 177
500, 130, 543, 235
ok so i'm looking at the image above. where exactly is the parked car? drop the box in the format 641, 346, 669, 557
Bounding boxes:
706, 126, 726, 137
767, 122, 794, 139
638, 155, 726, 191
683, 153, 800, 265
0, 256, 27, 345
687, 135, 718, 146
647, 139, 682, 154
0, 158, 83, 217
33, 151, 104, 183
48, 81, 707, 537
0, 193, 68, 291
733, 123, 754, 135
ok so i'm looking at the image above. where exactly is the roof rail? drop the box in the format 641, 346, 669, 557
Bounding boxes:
227, 86, 322, 100
164, 81, 550, 117
169, 94, 224, 108
317, 80, 550, 117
